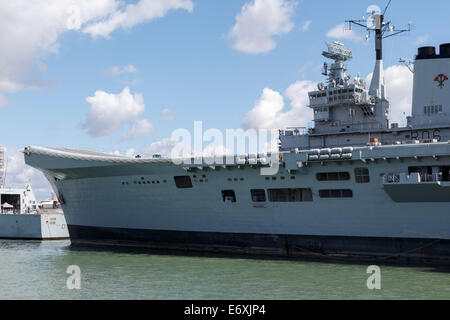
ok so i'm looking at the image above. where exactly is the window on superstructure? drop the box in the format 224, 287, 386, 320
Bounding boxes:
355, 168, 370, 183
316, 172, 350, 181
251, 189, 266, 202
319, 189, 353, 198
174, 176, 193, 188
221, 190, 236, 203
267, 188, 313, 202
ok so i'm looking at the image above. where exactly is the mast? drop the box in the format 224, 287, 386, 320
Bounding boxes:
369, 13, 384, 99
345, 2, 410, 100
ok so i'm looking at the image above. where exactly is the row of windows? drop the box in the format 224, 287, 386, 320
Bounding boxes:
424, 105, 443, 115
319, 189, 353, 198
136, 169, 370, 189
265, 176, 295, 181
248, 188, 353, 203
310, 88, 364, 99
314, 107, 329, 113
316, 172, 350, 181
310, 92, 327, 98
123, 176, 355, 202
329, 88, 363, 95
328, 94, 355, 102
316, 168, 370, 183
122, 178, 167, 185
267, 188, 313, 202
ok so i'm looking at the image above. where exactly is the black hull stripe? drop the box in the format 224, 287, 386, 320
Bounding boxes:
68, 225, 450, 264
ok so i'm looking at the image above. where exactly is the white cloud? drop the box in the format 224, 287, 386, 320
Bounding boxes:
228, 0, 296, 54
327, 23, 361, 42
102, 64, 137, 77
244, 65, 413, 130
202, 143, 233, 157
82, 87, 145, 137
301, 20, 312, 32
142, 136, 233, 159
122, 119, 155, 140
161, 108, 176, 122
110, 148, 136, 158
242, 80, 316, 129
415, 35, 429, 46
2, 147, 52, 201
0, 1, 118, 106
143, 137, 182, 158
82, 0, 194, 38
383, 65, 414, 124
0, 0, 193, 108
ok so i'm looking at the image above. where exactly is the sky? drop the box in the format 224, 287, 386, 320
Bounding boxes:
1, 0, 450, 200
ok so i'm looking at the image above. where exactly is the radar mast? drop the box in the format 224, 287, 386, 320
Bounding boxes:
345, 1, 410, 99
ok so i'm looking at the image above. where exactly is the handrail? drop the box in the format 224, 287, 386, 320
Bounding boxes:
382, 172, 448, 184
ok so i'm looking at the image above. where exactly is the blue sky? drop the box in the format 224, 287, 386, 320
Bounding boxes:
1, 0, 449, 198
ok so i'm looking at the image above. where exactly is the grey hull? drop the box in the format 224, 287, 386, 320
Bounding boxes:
68, 224, 450, 264
23, 145, 450, 264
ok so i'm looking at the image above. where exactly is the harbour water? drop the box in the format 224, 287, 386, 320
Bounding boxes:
0, 240, 448, 300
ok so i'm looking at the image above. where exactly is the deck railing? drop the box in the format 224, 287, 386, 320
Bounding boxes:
382, 173, 448, 184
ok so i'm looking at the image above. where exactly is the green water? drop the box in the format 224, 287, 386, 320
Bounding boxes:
0, 240, 448, 300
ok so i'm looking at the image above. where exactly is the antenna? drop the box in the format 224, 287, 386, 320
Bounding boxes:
382, 0, 392, 16
345, 2, 410, 60
399, 58, 414, 73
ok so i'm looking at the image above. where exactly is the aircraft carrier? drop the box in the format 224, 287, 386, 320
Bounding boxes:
23, 7, 450, 263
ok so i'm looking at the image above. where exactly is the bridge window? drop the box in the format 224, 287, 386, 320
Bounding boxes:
251, 189, 266, 202
355, 168, 370, 183
222, 190, 236, 203
319, 189, 353, 198
174, 176, 193, 188
267, 188, 313, 202
316, 172, 350, 181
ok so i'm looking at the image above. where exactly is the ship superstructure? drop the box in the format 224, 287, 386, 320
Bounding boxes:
280, 7, 450, 151
23, 6, 450, 263
308, 41, 386, 133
